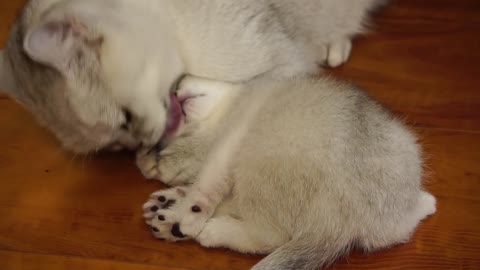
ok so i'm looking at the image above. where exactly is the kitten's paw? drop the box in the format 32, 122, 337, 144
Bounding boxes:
136, 146, 161, 180
195, 219, 223, 248
142, 186, 188, 224
135, 144, 198, 186
326, 39, 352, 68
144, 187, 213, 241
177, 76, 236, 122
143, 186, 189, 241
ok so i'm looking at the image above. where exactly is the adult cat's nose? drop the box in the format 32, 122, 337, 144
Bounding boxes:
171, 223, 186, 238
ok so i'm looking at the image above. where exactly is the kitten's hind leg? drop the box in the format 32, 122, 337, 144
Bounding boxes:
196, 216, 286, 254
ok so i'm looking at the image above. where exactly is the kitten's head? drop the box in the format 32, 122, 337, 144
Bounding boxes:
0, 0, 184, 153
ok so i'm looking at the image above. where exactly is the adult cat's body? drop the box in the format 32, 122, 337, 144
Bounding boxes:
143, 76, 436, 270
0, 0, 386, 154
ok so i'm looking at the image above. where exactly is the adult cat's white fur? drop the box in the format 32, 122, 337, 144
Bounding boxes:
0, 0, 386, 153
142, 76, 436, 269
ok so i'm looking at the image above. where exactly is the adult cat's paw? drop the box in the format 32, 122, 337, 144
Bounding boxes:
136, 144, 198, 186
326, 38, 352, 68
143, 187, 213, 241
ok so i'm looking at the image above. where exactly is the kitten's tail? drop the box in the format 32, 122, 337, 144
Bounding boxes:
252, 235, 351, 270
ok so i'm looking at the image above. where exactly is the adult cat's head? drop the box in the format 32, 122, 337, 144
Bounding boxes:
0, 0, 184, 153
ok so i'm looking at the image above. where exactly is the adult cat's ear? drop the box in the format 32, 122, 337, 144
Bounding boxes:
0, 50, 15, 93
23, 20, 88, 73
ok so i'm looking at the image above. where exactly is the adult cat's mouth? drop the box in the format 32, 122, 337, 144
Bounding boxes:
165, 94, 183, 138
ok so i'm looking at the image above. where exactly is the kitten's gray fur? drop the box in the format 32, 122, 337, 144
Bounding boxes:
142, 76, 436, 270
0, 0, 387, 153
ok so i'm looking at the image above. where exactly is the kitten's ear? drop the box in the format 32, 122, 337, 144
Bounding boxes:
24, 20, 86, 72
0, 50, 16, 93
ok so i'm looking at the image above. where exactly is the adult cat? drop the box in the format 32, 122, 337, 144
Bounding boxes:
142, 75, 436, 269
0, 0, 387, 155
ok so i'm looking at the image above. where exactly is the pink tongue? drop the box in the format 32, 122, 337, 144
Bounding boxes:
165, 95, 182, 137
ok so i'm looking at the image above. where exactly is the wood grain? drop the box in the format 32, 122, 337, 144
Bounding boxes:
0, 250, 189, 270
0, 0, 479, 269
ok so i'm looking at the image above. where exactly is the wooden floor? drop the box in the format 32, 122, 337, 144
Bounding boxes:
1, 0, 479, 269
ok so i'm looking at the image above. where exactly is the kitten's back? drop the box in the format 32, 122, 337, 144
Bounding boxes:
224, 77, 429, 269
230, 76, 422, 232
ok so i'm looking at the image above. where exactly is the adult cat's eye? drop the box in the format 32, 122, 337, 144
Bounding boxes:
121, 109, 132, 130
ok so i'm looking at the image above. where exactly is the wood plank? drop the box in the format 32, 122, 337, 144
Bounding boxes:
0, 250, 189, 270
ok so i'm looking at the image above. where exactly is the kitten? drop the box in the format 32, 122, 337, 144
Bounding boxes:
142, 76, 436, 270
0, 0, 387, 155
